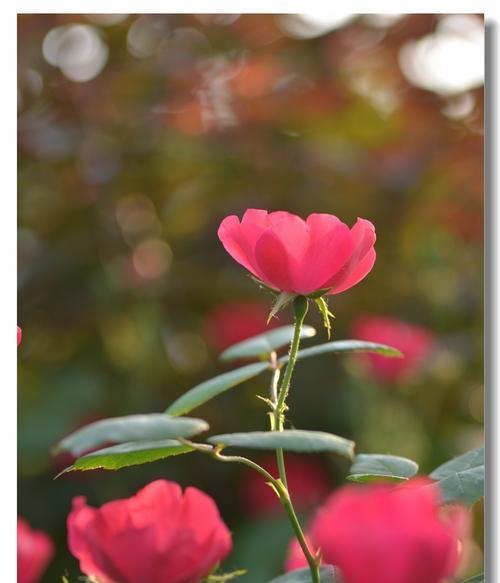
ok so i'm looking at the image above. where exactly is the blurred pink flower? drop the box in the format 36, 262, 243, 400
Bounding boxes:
218, 209, 376, 296
68, 479, 232, 583
204, 300, 281, 352
285, 479, 470, 583
18, 518, 54, 583
351, 315, 435, 383
17, 326, 22, 346
241, 454, 330, 515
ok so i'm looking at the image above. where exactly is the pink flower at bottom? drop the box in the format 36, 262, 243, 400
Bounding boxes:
17, 326, 22, 346
285, 479, 469, 583
218, 209, 376, 296
351, 315, 435, 383
18, 518, 54, 583
67, 479, 232, 583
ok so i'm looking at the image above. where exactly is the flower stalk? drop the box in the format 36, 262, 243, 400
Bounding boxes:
183, 296, 320, 583
271, 296, 321, 583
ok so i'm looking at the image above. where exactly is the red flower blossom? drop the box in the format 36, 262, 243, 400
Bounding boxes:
204, 300, 281, 352
351, 315, 435, 383
67, 479, 232, 583
285, 479, 469, 583
17, 326, 22, 346
17, 518, 54, 583
241, 454, 330, 515
218, 209, 376, 296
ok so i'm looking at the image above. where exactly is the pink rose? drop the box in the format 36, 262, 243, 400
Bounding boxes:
218, 209, 376, 295
68, 479, 232, 583
18, 518, 54, 583
17, 326, 22, 346
285, 479, 469, 583
351, 315, 435, 383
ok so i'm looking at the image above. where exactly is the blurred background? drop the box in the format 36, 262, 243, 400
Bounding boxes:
18, 13, 484, 582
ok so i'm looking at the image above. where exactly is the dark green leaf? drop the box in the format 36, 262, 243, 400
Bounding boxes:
280, 339, 402, 364
60, 440, 194, 473
267, 566, 341, 583
220, 325, 316, 362
347, 453, 419, 483
208, 430, 355, 459
166, 362, 269, 416
55, 414, 208, 456
462, 573, 484, 583
430, 445, 484, 505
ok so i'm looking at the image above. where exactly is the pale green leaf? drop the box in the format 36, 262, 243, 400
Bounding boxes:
55, 414, 208, 456
280, 339, 402, 364
430, 445, 485, 505
347, 453, 419, 483
220, 325, 316, 362
166, 362, 269, 417
208, 430, 355, 459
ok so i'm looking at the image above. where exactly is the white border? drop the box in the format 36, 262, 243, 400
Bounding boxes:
12, 2, 495, 14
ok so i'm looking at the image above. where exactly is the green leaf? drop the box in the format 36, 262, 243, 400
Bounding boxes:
208, 430, 355, 459
166, 362, 270, 417
267, 566, 341, 583
347, 453, 419, 483
219, 325, 316, 362
462, 573, 484, 583
55, 414, 208, 456
61, 440, 194, 473
280, 339, 402, 364
430, 445, 484, 505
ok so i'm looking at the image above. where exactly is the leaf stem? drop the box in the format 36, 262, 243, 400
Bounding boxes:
190, 442, 320, 582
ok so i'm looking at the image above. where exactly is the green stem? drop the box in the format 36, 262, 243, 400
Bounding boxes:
273, 296, 320, 583
179, 439, 279, 486
212, 448, 320, 582
184, 297, 320, 582
279, 490, 320, 582
268, 356, 289, 490
275, 296, 309, 415
181, 435, 320, 583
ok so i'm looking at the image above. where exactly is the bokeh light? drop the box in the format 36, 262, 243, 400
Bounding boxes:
42, 24, 109, 82
399, 15, 484, 95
